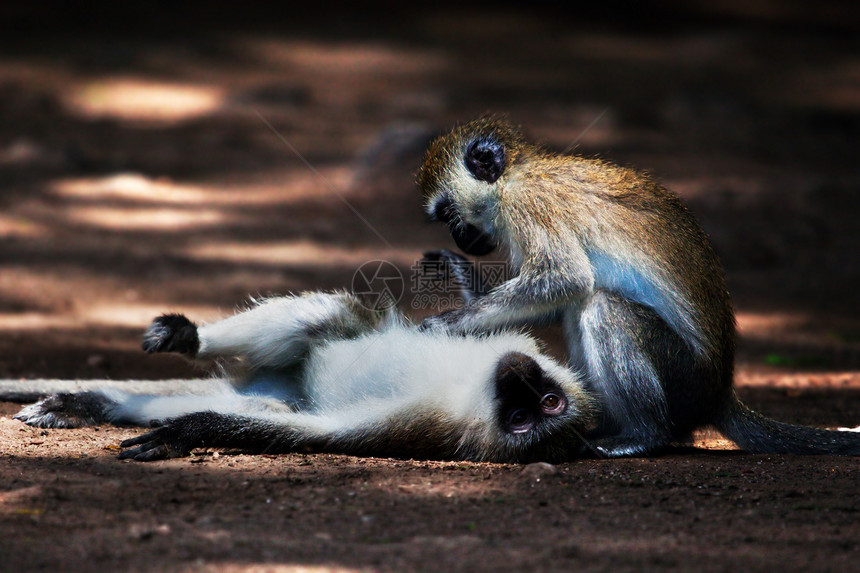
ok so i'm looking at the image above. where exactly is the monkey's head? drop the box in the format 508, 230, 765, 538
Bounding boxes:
490, 351, 595, 462
417, 116, 528, 256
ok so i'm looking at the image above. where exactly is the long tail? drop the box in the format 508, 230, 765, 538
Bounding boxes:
714, 392, 860, 455
0, 379, 214, 403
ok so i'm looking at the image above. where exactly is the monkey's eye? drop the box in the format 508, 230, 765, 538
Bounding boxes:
464, 136, 506, 183
540, 393, 566, 416
507, 408, 534, 434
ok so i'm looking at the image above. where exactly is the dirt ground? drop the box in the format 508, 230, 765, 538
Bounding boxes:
0, 2, 858, 571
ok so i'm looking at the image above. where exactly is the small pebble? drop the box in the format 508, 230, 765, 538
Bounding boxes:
521, 462, 558, 480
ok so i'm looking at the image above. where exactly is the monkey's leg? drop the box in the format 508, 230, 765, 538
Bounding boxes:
14, 383, 284, 429
574, 290, 702, 457
14, 391, 119, 428
144, 292, 386, 369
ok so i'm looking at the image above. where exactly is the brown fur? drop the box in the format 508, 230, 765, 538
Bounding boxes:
418, 117, 734, 372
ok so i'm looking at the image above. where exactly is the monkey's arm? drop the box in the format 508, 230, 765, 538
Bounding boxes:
421, 255, 593, 333
143, 292, 385, 369
13, 383, 297, 429
117, 407, 416, 461
118, 411, 332, 461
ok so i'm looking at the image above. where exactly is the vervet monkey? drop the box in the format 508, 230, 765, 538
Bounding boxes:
418, 116, 860, 457
14, 292, 595, 462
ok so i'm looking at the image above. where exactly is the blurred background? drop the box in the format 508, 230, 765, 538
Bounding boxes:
0, 1, 857, 386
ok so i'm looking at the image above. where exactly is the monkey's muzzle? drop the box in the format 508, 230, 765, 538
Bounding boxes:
429, 192, 497, 256
450, 222, 497, 256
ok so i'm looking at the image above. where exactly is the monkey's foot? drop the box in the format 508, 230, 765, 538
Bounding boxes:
14, 392, 114, 428
142, 314, 199, 356
118, 411, 219, 461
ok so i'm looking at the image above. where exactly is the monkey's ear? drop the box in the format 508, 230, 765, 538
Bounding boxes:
464, 136, 506, 183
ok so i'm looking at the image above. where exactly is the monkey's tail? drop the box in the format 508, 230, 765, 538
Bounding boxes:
714, 392, 860, 455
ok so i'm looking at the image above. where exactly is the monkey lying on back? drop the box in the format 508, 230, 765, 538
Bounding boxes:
14, 292, 596, 462
419, 116, 860, 457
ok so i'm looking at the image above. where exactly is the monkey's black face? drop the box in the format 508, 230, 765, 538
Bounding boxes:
494, 352, 568, 435
428, 192, 498, 256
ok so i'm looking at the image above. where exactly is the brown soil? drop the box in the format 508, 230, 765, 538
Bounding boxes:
1, 3, 858, 571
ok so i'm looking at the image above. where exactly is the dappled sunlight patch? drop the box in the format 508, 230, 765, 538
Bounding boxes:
50, 169, 357, 206
736, 312, 808, 338
81, 302, 222, 328
735, 370, 860, 390
0, 485, 44, 517
691, 428, 739, 450
386, 475, 508, 500
64, 78, 224, 123
52, 174, 213, 204
193, 564, 370, 573
65, 205, 226, 231
0, 313, 79, 330
183, 240, 418, 268
0, 215, 48, 238
240, 39, 447, 75
0, 303, 222, 330
735, 312, 859, 369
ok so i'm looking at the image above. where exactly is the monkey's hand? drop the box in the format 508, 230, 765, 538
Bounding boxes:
419, 249, 489, 300
421, 248, 470, 269
142, 314, 199, 356
118, 412, 217, 461
419, 309, 469, 332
